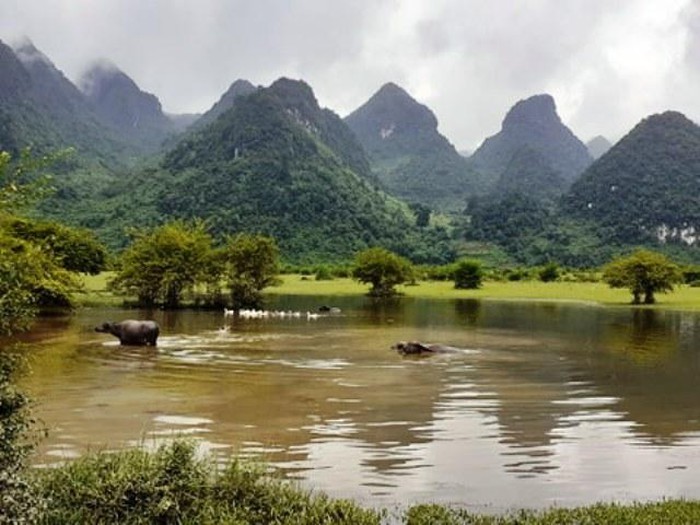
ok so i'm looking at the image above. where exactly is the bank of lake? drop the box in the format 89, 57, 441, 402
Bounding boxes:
78, 272, 700, 311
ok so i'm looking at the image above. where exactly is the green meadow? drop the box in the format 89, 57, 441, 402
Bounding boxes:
77, 272, 700, 311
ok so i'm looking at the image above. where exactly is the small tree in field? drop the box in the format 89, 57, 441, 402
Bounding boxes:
453, 259, 483, 289
223, 233, 280, 308
352, 247, 413, 297
603, 249, 682, 304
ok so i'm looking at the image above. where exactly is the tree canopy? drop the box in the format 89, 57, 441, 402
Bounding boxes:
453, 259, 484, 289
602, 249, 682, 304
109, 220, 217, 309
223, 233, 280, 308
352, 247, 413, 297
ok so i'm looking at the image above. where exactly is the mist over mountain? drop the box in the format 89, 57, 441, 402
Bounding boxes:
0, 40, 30, 100
345, 82, 486, 210
470, 94, 592, 187
80, 60, 177, 150
586, 135, 612, 159
563, 111, 700, 247
0, 38, 142, 166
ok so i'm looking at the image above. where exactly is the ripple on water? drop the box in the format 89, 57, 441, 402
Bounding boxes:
153, 415, 214, 426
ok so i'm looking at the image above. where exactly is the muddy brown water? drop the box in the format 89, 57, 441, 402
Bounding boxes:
15, 296, 700, 511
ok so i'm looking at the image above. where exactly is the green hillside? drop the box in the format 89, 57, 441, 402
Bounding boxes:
345, 82, 486, 211
563, 111, 700, 247
495, 146, 567, 202
78, 79, 454, 263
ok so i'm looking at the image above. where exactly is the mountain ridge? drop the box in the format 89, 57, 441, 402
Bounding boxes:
345, 82, 486, 210
470, 94, 592, 186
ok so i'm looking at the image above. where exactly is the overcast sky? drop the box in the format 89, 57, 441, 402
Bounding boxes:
1, 0, 698, 151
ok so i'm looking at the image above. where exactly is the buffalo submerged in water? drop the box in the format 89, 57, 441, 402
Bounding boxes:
392, 341, 459, 356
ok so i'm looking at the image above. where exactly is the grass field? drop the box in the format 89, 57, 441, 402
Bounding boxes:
269, 275, 700, 310
77, 272, 700, 311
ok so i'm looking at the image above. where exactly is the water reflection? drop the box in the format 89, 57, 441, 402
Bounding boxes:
15, 297, 700, 509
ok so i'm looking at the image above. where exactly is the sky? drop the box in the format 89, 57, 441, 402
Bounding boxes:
1, 0, 699, 151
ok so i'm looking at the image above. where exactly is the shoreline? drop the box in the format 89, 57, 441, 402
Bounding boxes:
77, 273, 700, 312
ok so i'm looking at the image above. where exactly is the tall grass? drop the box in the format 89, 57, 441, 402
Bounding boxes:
36, 441, 381, 525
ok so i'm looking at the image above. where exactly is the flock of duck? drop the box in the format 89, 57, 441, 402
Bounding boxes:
223, 307, 341, 320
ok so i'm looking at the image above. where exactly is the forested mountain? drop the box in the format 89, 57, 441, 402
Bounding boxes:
345, 82, 486, 210
80, 61, 177, 151
85, 78, 453, 263
586, 135, 612, 159
193, 79, 256, 129
0, 39, 155, 166
563, 111, 700, 246
494, 147, 567, 201
470, 94, 592, 187
6, 38, 700, 266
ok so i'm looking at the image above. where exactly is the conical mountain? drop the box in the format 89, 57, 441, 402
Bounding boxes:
131, 78, 431, 262
80, 60, 176, 150
470, 94, 592, 185
345, 82, 485, 210
194, 79, 257, 129
563, 111, 700, 245
586, 135, 612, 159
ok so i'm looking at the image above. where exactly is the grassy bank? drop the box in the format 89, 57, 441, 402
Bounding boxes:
32, 441, 700, 524
271, 275, 700, 310
77, 273, 700, 311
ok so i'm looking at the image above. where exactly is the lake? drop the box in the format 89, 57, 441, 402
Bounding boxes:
17, 295, 700, 512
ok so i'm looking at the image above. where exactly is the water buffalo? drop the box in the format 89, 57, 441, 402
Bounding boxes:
392, 341, 457, 356
95, 320, 159, 346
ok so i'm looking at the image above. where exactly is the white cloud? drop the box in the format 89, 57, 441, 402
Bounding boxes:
1, 0, 698, 150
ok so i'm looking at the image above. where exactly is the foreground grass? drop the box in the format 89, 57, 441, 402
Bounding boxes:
77, 273, 700, 311
405, 501, 700, 524
36, 441, 381, 525
33, 441, 700, 524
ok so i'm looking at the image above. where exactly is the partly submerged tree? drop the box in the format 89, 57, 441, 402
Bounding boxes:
602, 249, 682, 304
453, 259, 483, 289
110, 220, 217, 308
0, 149, 83, 323
352, 247, 413, 297
223, 233, 280, 308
